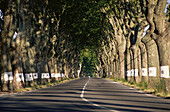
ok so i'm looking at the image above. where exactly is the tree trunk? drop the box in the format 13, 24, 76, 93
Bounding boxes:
140, 43, 149, 83
142, 35, 160, 88
156, 26, 170, 77
1, 0, 16, 91
119, 53, 125, 79
138, 45, 142, 83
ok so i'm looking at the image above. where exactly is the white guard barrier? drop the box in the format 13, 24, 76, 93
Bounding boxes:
131, 69, 134, 76
56, 73, 60, 78
61, 73, 65, 77
60, 74, 62, 77
51, 73, 65, 78
2, 72, 13, 81
130, 69, 138, 77
33, 73, 38, 79
126, 67, 169, 78
16, 73, 24, 82
41, 73, 46, 79
46, 73, 50, 78
141, 68, 147, 76
134, 69, 138, 77
126, 70, 131, 76
160, 66, 169, 78
51, 73, 56, 78
41, 73, 50, 79
25, 73, 33, 81
149, 67, 156, 77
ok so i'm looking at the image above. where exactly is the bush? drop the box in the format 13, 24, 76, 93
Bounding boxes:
154, 78, 166, 93
136, 81, 148, 89
129, 81, 136, 85
137, 82, 143, 87
120, 78, 126, 82
143, 82, 148, 88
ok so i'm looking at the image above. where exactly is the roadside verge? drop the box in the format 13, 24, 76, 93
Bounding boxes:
105, 78, 170, 99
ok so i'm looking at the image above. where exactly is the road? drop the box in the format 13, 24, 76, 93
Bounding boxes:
0, 78, 170, 112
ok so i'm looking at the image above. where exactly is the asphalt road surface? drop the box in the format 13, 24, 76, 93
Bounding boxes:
0, 78, 170, 112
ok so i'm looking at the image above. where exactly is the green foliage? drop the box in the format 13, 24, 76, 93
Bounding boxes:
120, 78, 126, 82
136, 81, 148, 89
59, 0, 108, 50
143, 82, 148, 88
129, 81, 136, 85
80, 48, 98, 76
93, 74, 97, 78
113, 78, 119, 82
154, 78, 166, 93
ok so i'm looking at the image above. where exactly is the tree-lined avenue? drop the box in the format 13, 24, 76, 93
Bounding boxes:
1, 78, 170, 112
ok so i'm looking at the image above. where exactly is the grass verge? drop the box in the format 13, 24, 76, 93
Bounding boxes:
106, 78, 170, 98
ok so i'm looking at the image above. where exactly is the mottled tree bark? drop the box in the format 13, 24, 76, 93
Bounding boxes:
156, 26, 170, 74
1, 0, 17, 91
142, 36, 160, 77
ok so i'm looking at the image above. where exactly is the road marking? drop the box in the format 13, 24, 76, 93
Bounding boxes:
80, 78, 120, 112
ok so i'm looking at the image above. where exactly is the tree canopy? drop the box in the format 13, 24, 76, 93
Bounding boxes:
0, 0, 170, 92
